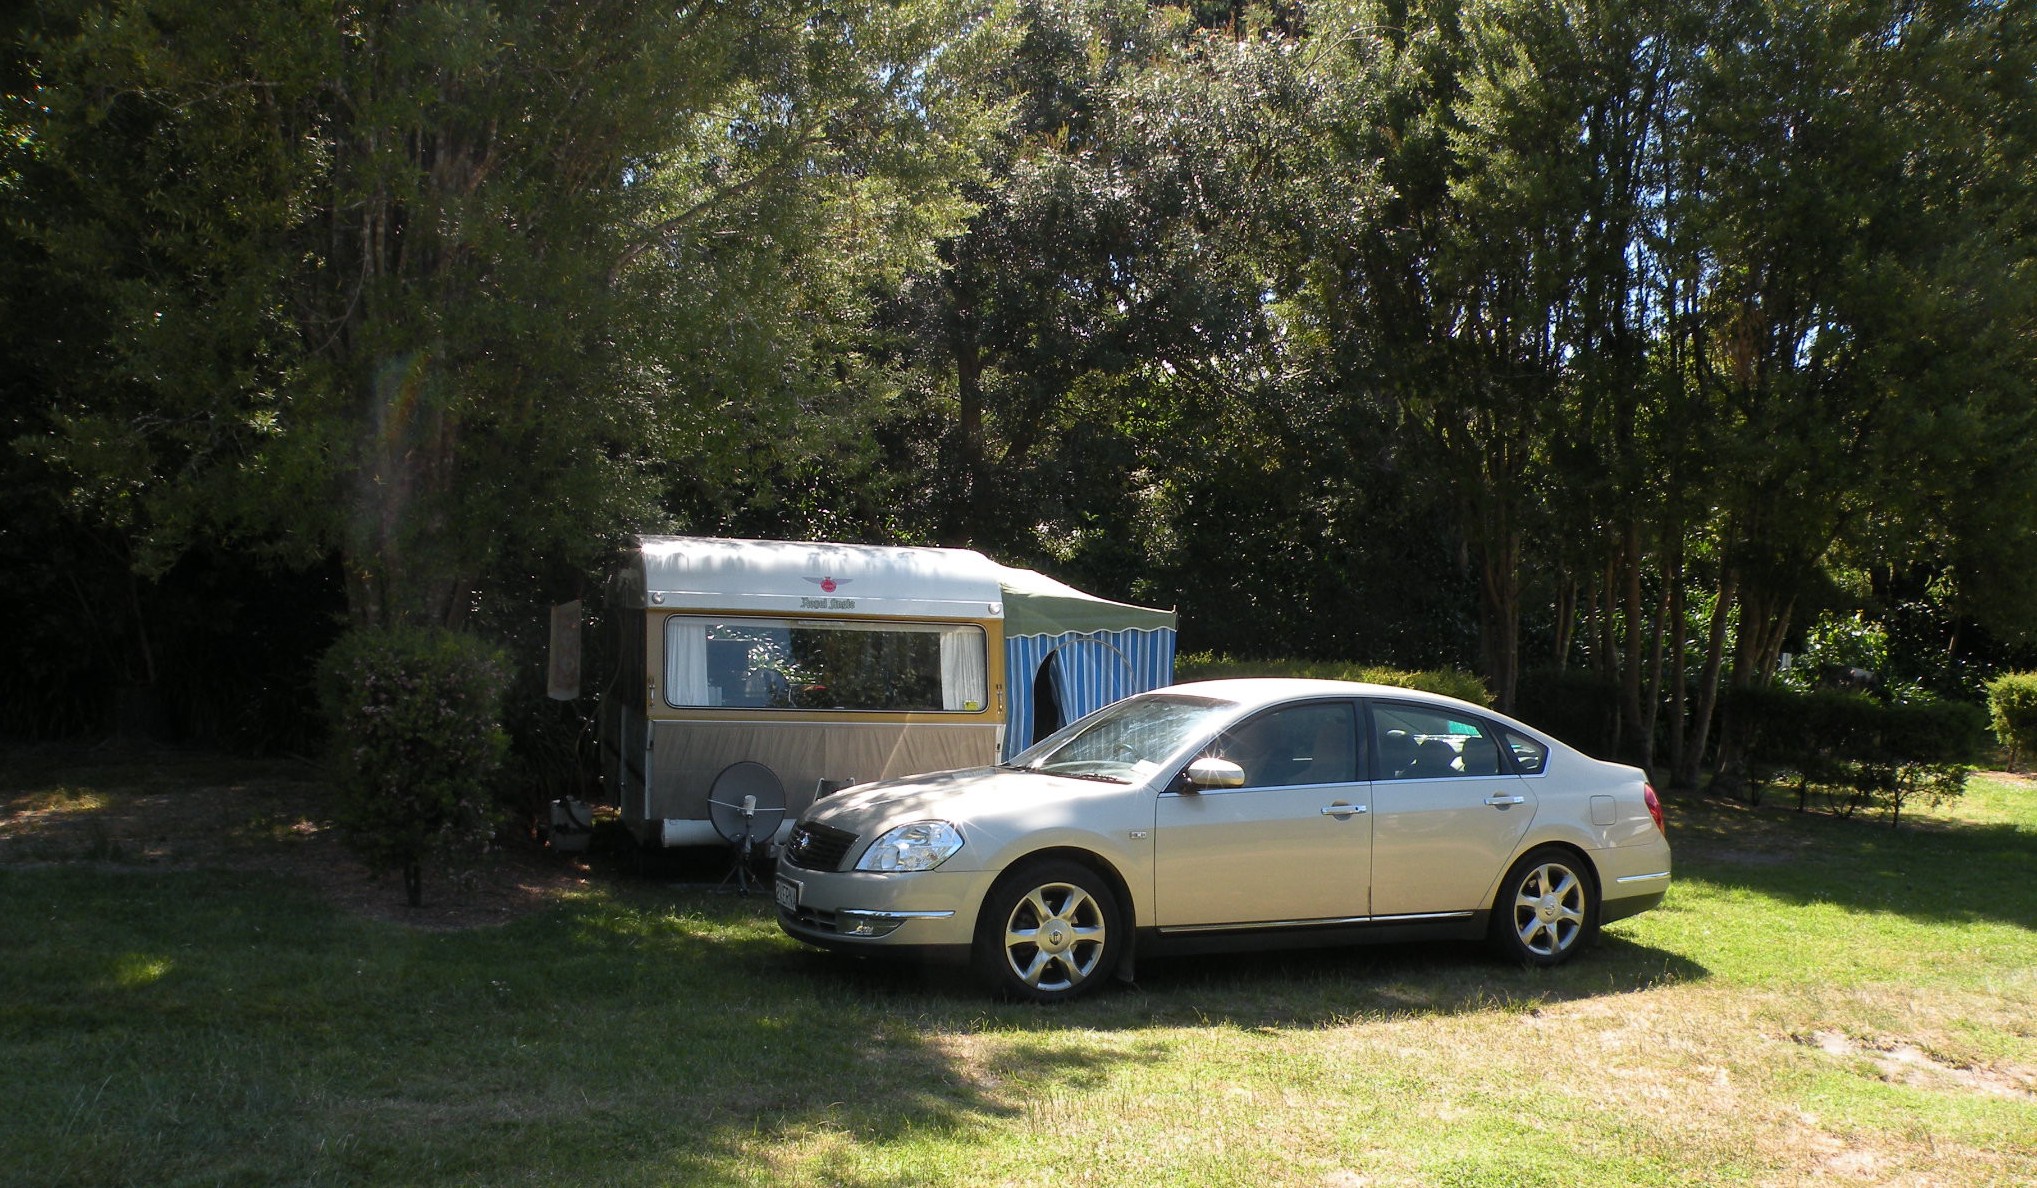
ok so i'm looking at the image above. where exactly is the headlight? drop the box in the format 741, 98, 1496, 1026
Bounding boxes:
856, 820, 964, 872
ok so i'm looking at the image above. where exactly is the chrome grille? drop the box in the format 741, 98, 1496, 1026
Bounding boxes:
783, 821, 857, 872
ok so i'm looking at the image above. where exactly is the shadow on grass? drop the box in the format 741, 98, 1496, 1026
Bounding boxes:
1663, 793, 2037, 931
771, 926, 1708, 1026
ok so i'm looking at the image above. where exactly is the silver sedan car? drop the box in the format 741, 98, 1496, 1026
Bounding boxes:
775, 679, 1671, 1001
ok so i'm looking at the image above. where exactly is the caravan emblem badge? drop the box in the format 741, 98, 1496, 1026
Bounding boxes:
802, 575, 855, 609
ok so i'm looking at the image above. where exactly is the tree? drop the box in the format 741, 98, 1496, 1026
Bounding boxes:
1658, 0, 2037, 789
7, 0, 984, 636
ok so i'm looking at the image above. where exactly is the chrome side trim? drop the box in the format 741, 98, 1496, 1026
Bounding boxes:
1615, 871, 1672, 885
1160, 781, 1366, 798
1159, 916, 1370, 934
1156, 909, 1474, 936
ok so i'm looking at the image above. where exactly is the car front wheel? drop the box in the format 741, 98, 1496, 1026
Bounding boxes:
973, 859, 1122, 1002
1490, 846, 1598, 966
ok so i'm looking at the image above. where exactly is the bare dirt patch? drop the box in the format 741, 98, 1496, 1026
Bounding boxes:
1797, 1028, 2037, 1101
0, 745, 605, 930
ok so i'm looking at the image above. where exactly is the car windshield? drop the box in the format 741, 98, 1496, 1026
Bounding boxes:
1007, 694, 1234, 783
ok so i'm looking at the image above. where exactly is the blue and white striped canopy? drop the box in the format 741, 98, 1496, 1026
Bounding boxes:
1002, 626, 1177, 760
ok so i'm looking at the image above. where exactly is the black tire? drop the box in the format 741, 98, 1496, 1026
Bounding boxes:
973, 859, 1123, 1002
1489, 845, 1599, 966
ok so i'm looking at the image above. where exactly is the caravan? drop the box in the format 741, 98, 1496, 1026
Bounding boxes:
603, 536, 1176, 849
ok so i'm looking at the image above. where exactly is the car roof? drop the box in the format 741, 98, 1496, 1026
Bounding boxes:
1147, 678, 1598, 772
1165, 680, 1556, 753
1158, 677, 1488, 715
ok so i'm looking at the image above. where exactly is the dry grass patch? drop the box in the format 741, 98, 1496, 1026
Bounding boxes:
0, 746, 599, 928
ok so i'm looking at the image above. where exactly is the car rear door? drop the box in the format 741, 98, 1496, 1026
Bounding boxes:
1366, 700, 1535, 918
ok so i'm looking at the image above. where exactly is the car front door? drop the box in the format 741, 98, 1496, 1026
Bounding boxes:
1152, 701, 1371, 927
1367, 700, 1535, 918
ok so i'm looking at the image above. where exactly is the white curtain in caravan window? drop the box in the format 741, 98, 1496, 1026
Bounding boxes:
664, 620, 711, 706
940, 628, 987, 711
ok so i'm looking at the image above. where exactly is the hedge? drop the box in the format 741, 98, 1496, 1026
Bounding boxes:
1734, 686, 1987, 826
1985, 672, 2037, 769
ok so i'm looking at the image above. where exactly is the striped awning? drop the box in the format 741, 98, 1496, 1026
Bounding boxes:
1002, 626, 1177, 760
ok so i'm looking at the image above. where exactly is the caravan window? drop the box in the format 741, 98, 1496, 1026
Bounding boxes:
664, 617, 987, 713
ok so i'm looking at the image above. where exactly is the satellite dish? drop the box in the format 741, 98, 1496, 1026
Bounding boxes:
707, 761, 786, 895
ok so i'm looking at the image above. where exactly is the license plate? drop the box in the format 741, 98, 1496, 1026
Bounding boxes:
774, 877, 800, 913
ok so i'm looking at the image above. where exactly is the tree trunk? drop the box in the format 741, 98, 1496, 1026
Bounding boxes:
954, 337, 984, 545
1640, 558, 1670, 774
1596, 552, 1619, 685
1552, 576, 1578, 668
1618, 519, 1650, 768
343, 353, 477, 630
1674, 566, 1737, 792
1664, 554, 1689, 784
1478, 531, 1522, 713
1713, 584, 1791, 800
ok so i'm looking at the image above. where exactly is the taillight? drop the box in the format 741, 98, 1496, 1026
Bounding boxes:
1643, 783, 1666, 833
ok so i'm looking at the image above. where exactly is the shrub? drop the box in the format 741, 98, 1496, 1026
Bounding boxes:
1735, 686, 1986, 826
317, 627, 510, 905
1775, 610, 1889, 694
1985, 672, 2037, 769
1173, 653, 1492, 707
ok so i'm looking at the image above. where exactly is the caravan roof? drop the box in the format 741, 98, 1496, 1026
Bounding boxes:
632, 536, 1006, 619
626, 536, 1177, 632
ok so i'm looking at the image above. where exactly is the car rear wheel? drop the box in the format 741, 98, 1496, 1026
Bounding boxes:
973, 859, 1122, 1002
1490, 846, 1598, 966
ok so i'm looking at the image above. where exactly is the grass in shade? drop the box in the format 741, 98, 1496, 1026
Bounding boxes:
2, 750, 2032, 1185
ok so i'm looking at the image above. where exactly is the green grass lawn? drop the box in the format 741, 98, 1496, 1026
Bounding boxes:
2, 760, 2033, 1186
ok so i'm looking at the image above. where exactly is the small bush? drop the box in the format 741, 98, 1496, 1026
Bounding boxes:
317, 627, 510, 905
1985, 672, 2037, 769
1775, 610, 1889, 694
1736, 686, 1986, 826
1173, 653, 1492, 707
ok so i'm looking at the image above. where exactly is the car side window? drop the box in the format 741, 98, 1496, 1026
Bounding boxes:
1504, 729, 1548, 775
1209, 703, 1360, 788
1372, 703, 1504, 779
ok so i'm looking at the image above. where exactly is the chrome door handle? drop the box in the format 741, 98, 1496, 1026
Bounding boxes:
1484, 794, 1526, 807
1320, 803, 1369, 817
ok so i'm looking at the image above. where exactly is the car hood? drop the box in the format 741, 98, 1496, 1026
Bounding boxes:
801, 765, 1131, 835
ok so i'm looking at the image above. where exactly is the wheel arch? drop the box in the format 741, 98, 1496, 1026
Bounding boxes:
1507, 833, 1605, 903
1496, 838, 1606, 924
992, 845, 1137, 925
994, 839, 1140, 904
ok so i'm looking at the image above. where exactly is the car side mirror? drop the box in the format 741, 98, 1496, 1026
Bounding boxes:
1182, 757, 1246, 791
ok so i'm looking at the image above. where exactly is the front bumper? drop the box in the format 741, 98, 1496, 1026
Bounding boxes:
774, 864, 1001, 959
